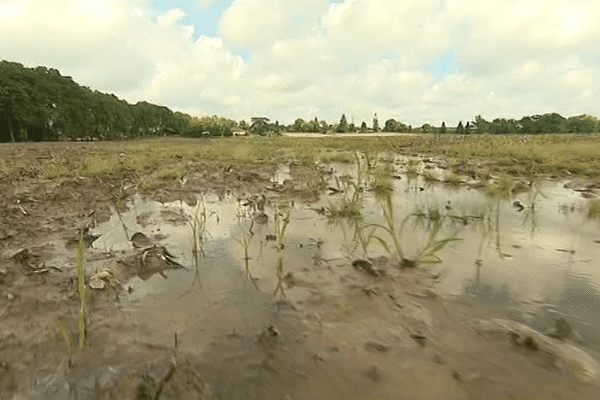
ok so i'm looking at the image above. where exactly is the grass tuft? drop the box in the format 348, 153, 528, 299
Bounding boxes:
445, 173, 462, 186
588, 199, 600, 220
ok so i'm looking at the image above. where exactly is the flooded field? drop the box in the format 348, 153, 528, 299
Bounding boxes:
92, 156, 600, 351
2, 140, 600, 399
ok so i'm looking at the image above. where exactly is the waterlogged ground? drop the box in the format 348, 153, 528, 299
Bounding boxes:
2, 141, 600, 399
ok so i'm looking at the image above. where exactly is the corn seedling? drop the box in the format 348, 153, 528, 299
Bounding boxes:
422, 170, 440, 182
326, 152, 380, 219
326, 174, 364, 219
55, 317, 72, 367
182, 199, 210, 295
272, 202, 291, 298
234, 213, 259, 289
588, 199, 600, 220
366, 191, 463, 267
521, 178, 546, 234
414, 216, 461, 265
112, 195, 132, 240
367, 188, 408, 263
486, 175, 515, 199
76, 235, 87, 348
445, 173, 462, 187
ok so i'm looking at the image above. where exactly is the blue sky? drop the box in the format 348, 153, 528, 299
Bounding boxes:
1, 0, 598, 125
153, 0, 232, 40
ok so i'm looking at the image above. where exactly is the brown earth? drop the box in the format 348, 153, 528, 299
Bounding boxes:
1, 141, 599, 400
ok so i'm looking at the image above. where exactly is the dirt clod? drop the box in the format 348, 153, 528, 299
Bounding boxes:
365, 365, 382, 382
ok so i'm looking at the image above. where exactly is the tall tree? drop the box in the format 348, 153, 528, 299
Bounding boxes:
251, 117, 270, 135
384, 119, 398, 132
293, 118, 306, 132
566, 114, 600, 133
337, 114, 348, 133
372, 113, 379, 132
239, 120, 250, 131
465, 121, 471, 134
456, 121, 465, 135
320, 120, 329, 133
440, 121, 447, 134
473, 115, 490, 134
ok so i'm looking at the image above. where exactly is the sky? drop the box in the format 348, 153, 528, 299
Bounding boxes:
0, 0, 599, 126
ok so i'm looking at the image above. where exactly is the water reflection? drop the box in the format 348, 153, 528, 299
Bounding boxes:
463, 259, 513, 305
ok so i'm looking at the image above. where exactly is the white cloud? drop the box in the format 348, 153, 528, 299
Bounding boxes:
218, 0, 330, 50
0, 0, 24, 18
157, 7, 186, 27
1, 0, 599, 125
324, 0, 450, 65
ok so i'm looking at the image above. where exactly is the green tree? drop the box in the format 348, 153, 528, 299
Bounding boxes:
293, 118, 305, 132
490, 118, 517, 134
360, 121, 367, 132
421, 123, 432, 133
456, 121, 465, 134
308, 117, 320, 133
320, 120, 329, 133
566, 114, 599, 133
251, 117, 270, 135
465, 121, 471, 134
384, 118, 398, 132
473, 115, 490, 134
440, 121, 447, 134
337, 114, 348, 133
239, 120, 250, 131
372, 113, 379, 132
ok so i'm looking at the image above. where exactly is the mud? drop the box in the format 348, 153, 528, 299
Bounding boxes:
1, 141, 600, 399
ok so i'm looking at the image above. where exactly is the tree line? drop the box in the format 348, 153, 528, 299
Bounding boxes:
1, 60, 599, 142
0, 60, 193, 142
330, 113, 600, 134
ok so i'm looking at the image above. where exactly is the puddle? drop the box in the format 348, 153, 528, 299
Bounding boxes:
84, 158, 600, 355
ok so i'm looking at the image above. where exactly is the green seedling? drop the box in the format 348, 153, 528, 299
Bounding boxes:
368, 188, 408, 263
445, 173, 462, 186
234, 213, 259, 289
326, 151, 381, 219
366, 192, 462, 267
422, 170, 439, 182
55, 317, 72, 367
486, 175, 515, 199
76, 235, 87, 348
272, 202, 290, 297
414, 215, 461, 265
182, 198, 211, 295
521, 178, 546, 234
112, 195, 132, 240
588, 199, 600, 220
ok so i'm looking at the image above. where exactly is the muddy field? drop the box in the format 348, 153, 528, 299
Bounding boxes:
1, 138, 600, 400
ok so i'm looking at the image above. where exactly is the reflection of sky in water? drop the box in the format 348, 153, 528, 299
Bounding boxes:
92, 161, 600, 352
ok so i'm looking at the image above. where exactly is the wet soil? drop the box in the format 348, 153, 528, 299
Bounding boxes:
1, 141, 600, 399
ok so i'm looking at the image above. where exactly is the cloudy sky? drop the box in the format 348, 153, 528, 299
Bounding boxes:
1, 0, 599, 126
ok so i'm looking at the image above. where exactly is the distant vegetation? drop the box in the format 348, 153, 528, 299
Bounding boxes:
1, 60, 599, 142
